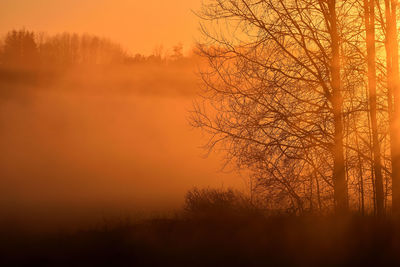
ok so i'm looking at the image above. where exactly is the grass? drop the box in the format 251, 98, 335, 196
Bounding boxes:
1, 212, 400, 266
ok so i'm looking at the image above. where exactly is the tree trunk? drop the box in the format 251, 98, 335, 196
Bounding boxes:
365, 0, 385, 216
328, 0, 349, 215
384, 0, 400, 215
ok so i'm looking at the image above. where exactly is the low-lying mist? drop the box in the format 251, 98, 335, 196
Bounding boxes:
0, 62, 245, 232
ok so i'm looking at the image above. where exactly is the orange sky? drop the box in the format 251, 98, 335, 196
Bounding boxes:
0, 0, 201, 55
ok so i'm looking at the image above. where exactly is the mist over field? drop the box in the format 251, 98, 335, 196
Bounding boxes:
0, 44, 244, 232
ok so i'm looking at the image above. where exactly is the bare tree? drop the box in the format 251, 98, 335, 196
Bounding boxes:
190, 0, 369, 214
383, 0, 400, 216
364, 0, 385, 216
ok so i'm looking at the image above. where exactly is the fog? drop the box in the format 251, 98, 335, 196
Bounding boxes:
0, 64, 245, 232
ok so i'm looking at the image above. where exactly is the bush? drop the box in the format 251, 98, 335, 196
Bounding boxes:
183, 187, 260, 218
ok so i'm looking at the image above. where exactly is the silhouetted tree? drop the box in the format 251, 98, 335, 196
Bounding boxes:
364, 0, 385, 216
1, 29, 38, 69
191, 0, 367, 215
383, 0, 400, 216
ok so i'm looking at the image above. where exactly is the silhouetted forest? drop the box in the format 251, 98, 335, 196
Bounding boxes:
0, 29, 195, 68
0, 29, 198, 98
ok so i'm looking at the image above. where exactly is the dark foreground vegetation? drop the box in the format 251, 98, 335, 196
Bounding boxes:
2, 188, 400, 266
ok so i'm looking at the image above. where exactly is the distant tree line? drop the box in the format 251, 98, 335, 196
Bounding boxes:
0, 29, 191, 70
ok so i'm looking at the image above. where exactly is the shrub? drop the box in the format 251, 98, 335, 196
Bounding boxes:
183, 187, 260, 218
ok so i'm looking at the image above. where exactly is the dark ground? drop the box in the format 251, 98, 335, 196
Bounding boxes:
1, 214, 399, 266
